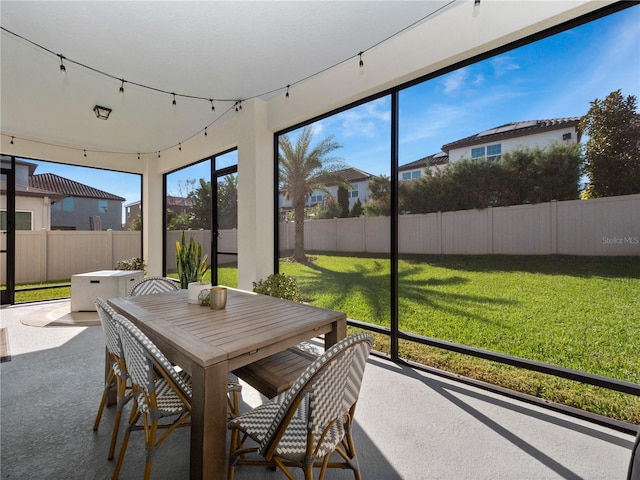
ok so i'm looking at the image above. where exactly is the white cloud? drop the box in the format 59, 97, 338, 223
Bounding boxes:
442, 69, 468, 94
491, 55, 520, 77
334, 97, 391, 138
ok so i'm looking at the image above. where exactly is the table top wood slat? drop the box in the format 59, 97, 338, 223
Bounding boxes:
108, 288, 346, 368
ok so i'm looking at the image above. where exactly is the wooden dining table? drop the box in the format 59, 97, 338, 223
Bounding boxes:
108, 287, 346, 480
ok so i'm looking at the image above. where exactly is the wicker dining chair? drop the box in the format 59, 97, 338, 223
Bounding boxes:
228, 332, 373, 480
93, 297, 133, 460
128, 276, 179, 296
111, 311, 241, 480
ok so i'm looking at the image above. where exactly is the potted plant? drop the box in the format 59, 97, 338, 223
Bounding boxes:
176, 231, 210, 303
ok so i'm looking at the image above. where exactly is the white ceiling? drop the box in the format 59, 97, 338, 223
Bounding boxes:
1, 1, 456, 156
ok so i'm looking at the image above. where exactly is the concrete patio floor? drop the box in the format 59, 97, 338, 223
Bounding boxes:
1, 299, 636, 479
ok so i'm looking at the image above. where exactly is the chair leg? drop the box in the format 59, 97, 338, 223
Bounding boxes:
143, 417, 159, 480
112, 403, 140, 480
108, 376, 128, 460
94, 367, 115, 431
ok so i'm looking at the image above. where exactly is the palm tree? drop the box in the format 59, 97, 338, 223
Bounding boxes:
279, 126, 346, 262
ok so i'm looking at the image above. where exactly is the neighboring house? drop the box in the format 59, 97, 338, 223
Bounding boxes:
398, 152, 449, 181
29, 173, 125, 231
124, 201, 141, 230
124, 195, 193, 230
279, 167, 373, 212
0, 157, 63, 230
398, 117, 581, 181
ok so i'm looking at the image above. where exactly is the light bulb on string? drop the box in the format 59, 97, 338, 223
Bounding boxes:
83, 149, 87, 157
172, 93, 177, 106
210, 99, 215, 111
204, 127, 207, 137
10, 136, 15, 145
137, 153, 140, 160
179, 143, 182, 151
119, 79, 125, 94
285, 85, 290, 98
359, 51, 364, 68
158, 151, 161, 158
58, 54, 66, 76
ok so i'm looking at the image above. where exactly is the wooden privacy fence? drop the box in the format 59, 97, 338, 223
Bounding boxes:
6, 194, 638, 284
279, 194, 640, 256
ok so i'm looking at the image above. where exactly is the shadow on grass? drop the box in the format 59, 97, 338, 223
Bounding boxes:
296, 255, 518, 328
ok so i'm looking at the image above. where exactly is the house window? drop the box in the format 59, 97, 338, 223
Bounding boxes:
0, 210, 32, 230
350, 184, 359, 198
98, 200, 108, 213
487, 144, 502, 161
310, 190, 324, 204
563, 132, 572, 141
401, 172, 412, 180
411, 171, 421, 179
54, 197, 74, 212
472, 144, 501, 161
471, 146, 485, 160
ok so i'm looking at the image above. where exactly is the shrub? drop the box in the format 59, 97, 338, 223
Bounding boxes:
115, 257, 146, 272
252, 273, 302, 302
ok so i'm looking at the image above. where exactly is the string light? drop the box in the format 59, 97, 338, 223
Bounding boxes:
0, 2, 455, 158
58, 54, 66, 75
83, 149, 87, 157
204, 127, 207, 137
179, 143, 182, 151
473, 0, 481, 17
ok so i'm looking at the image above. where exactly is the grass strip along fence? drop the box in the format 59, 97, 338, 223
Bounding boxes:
281, 253, 640, 425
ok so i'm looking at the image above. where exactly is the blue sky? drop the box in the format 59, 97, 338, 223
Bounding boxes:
23, 4, 640, 219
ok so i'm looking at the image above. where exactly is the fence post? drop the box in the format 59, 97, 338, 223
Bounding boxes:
437, 211, 443, 255
40, 230, 48, 283
550, 200, 558, 254
487, 206, 494, 254
107, 229, 114, 269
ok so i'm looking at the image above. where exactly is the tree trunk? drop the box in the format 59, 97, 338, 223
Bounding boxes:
293, 198, 306, 262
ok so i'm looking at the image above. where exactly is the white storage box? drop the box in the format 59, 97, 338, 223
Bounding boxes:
71, 270, 144, 312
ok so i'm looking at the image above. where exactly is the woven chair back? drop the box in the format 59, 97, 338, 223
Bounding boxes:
128, 277, 179, 296
260, 332, 373, 457
95, 297, 124, 358
115, 314, 191, 401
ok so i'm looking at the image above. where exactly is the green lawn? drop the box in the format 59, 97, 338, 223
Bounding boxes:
281, 253, 640, 424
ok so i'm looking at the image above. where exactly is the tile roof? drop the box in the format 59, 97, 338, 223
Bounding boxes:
0, 181, 63, 199
167, 195, 194, 207
442, 117, 581, 151
335, 167, 373, 182
30, 173, 125, 201
399, 152, 449, 171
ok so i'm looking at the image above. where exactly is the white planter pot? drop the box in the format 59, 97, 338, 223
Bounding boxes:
187, 282, 212, 304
